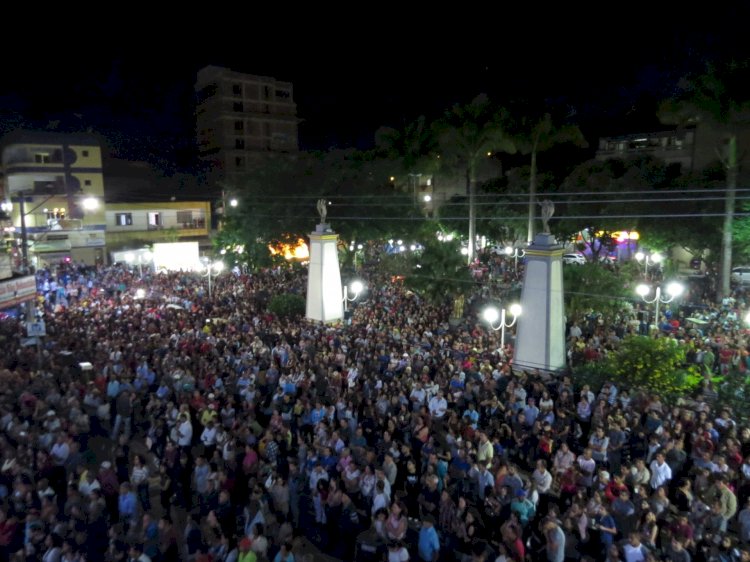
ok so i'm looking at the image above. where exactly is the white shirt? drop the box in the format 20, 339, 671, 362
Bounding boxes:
177, 420, 193, 447
410, 388, 426, 406
428, 396, 447, 418
623, 543, 647, 562
50, 441, 70, 465
533, 469, 553, 494
201, 426, 217, 446
649, 459, 672, 489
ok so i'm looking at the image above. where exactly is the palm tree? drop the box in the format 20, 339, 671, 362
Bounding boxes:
433, 94, 516, 263
515, 113, 588, 242
659, 61, 750, 302
375, 116, 440, 204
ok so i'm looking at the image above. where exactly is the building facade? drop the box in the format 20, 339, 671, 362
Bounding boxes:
105, 200, 211, 253
0, 130, 106, 268
195, 65, 299, 188
102, 157, 212, 259
596, 122, 750, 174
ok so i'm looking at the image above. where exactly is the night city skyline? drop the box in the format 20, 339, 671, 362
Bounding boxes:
2, 10, 749, 172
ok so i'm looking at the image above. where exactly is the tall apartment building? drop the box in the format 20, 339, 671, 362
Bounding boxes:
0, 130, 107, 268
195, 65, 299, 186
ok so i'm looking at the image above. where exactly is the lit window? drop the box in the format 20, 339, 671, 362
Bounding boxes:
115, 213, 133, 226
35, 153, 50, 164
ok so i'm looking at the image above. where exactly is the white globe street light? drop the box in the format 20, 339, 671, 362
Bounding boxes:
343, 280, 365, 313
483, 303, 522, 348
635, 251, 663, 277
203, 261, 224, 298
636, 281, 684, 330
504, 245, 526, 271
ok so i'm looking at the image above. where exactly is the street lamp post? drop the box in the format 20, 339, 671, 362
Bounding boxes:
483, 303, 522, 348
124, 251, 153, 278
504, 245, 526, 273
635, 251, 663, 278
636, 281, 684, 331
343, 280, 364, 314
203, 261, 224, 298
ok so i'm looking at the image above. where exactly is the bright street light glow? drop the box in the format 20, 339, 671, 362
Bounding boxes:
423, 194, 432, 202
135, 289, 146, 299
636, 284, 650, 297
505, 246, 514, 256
483, 307, 500, 324
666, 282, 684, 298
230, 198, 238, 207
651, 252, 663, 264
82, 197, 99, 211
509, 303, 522, 317
635, 252, 645, 262
460, 247, 469, 255
349, 280, 364, 295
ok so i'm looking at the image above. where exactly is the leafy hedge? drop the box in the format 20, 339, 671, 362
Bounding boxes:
269, 293, 306, 319
573, 335, 702, 403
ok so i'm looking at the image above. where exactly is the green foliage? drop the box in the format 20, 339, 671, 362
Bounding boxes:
563, 263, 633, 323
581, 335, 702, 402
716, 369, 750, 424
403, 237, 474, 304
222, 151, 424, 259
268, 293, 306, 319
162, 227, 180, 243
571, 360, 613, 395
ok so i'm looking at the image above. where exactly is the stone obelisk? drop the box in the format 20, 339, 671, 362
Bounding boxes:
513, 200, 566, 373
306, 199, 344, 323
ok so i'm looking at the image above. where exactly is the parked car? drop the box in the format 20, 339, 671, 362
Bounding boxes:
562, 253, 586, 265
732, 266, 750, 284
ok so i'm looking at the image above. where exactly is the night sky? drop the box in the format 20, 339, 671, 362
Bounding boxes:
1, 9, 748, 172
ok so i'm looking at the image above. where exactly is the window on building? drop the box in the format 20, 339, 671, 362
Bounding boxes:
234, 121, 244, 131
35, 153, 50, 164
232, 84, 242, 95
148, 212, 161, 228
233, 101, 244, 112
84, 180, 92, 186
235, 138, 245, 149
275, 89, 290, 99
235, 156, 245, 168
82, 150, 89, 157
115, 213, 133, 226
176, 211, 193, 225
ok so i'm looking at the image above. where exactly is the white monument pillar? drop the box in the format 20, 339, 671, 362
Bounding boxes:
306, 223, 344, 323
513, 232, 566, 373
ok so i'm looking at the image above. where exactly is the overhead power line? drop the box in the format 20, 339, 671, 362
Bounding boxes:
241, 212, 750, 221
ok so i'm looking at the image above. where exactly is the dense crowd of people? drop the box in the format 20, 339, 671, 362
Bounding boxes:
0, 258, 748, 562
